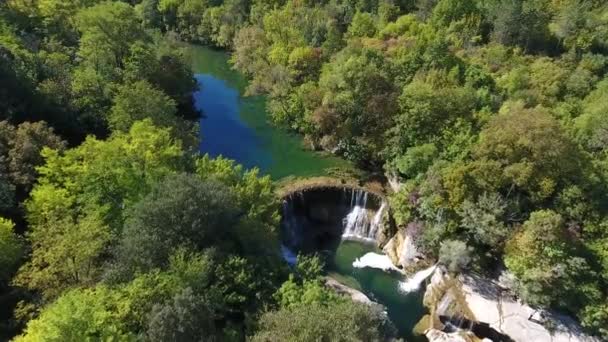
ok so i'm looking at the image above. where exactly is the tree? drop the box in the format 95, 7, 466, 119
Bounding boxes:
466, 103, 585, 203
315, 46, 398, 164
439, 239, 473, 273
347, 12, 377, 38
108, 81, 193, 145
75, 2, 145, 71
30, 119, 185, 229
387, 77, 476, 163
458, 192, 509, 248
15, 203, 111, 299
14, 287, 133, 342
17, 121, 185, 297
252, 301, 396, 341
393, 143, 438, 179
504, 210, 600, 310
147, 288, 217, 342
5, 121, 66, 190
116, 173, 239, 272
487, 0, 553, 52
431, 0, 479, 27
0, 218, 22, 285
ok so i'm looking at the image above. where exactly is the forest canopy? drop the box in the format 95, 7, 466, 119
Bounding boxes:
1, 0, 608, 340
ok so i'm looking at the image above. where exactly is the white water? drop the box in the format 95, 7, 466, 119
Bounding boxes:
369, 201, 386, 240
342, 189, 385, 241
399, 265, 437, 293
353, 252, 400, 272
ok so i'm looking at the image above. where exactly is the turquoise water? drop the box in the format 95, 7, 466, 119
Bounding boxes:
330, 241, 427, 341
191, 46, 350, 179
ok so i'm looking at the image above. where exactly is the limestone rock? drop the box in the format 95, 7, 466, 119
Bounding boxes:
459, 274, 600, 342
325, 277, 373, 305
383, 228, 420, 269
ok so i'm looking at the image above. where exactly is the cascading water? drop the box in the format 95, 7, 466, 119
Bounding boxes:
399, 265, 437, 293
342, 189, 385, 241
369, 201, 386, 240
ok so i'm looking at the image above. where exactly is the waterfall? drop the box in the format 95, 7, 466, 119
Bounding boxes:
342, 189, 384, 242
369, 201, 386, 240
342, 189, 370, 240
399, 265, 437, 293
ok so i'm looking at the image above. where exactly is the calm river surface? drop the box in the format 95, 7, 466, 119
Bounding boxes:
191, 46, 348, 179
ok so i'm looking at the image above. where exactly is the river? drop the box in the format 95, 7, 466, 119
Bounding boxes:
191, 46, 349, 179
191, 45, 427, 341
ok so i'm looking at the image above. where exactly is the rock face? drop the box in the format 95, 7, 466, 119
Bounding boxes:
383, 228, 421, 269
420, 268, 600, 342
459, 274, 600, 342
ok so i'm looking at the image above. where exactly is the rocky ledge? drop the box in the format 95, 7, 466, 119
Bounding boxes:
419, 267, 600, 342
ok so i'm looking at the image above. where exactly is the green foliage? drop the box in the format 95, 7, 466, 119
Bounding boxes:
0, 218, 22, 285
439, 239, 473, 273
0, 120, 65, 191
109, 81, 178, 133
347, 12, 378, 38
504, 210, 600, 310
14, 287, 135, 342
458, 192, 508, 248
466, 104, 585, 203
116, 173, 238, 273
275, 275, 342, 309
252, 301, 396, 341
147, 288, 217, 342
17, 121, 184, 298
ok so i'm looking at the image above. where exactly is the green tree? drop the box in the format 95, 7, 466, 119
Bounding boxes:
431, 0, 479, 27
15, 203, 111, 299
108, 80, 196, 147
0, 217, 22, 285
458, 192, 509, 248
347, 12, 377, 38
14, 287, 134, 342
465, 103, 585, 203
75, 2, 144, 72
147, 288, 217, 342
439, 239, 473, 273
252, 301, 396, 341
116, 173, 238, 272
504, 210, 600, 310
31, 119, 184, 228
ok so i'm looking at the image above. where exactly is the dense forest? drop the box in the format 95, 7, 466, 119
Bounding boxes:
1, 0, 608, 341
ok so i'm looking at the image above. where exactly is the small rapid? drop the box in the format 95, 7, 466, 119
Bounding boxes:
353, 252, 399, 272
399, 265, 437, 293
